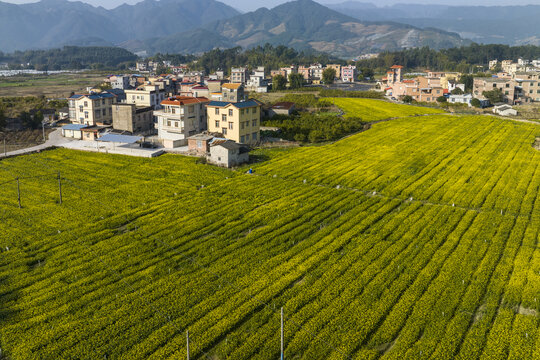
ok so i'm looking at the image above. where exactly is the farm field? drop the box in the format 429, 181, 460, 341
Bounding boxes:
1, 106, 540, 359
333, 98, 444, 121
0, 72, 107, 98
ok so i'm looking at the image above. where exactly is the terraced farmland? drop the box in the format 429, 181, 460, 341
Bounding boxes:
1, 106, 540, 359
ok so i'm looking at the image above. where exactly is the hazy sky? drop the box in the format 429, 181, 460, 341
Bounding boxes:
3, 0, 540, 11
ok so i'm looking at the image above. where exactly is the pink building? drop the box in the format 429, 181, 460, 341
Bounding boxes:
341, 65, 357, 83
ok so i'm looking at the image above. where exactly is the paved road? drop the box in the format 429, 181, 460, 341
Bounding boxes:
0, 128, 75, 159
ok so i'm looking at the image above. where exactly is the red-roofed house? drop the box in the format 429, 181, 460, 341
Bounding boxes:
154, 96, 210, 148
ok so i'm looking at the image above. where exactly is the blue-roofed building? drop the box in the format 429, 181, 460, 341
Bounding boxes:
61, 124, 88, 139
206, 99, 262, 145
68, 91, 117, 126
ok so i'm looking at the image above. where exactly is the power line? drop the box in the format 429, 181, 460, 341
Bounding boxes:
4, 151, 355, 360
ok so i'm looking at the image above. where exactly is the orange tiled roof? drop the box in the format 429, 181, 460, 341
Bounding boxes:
391, 65, 404, 69
222, 83, 242, 90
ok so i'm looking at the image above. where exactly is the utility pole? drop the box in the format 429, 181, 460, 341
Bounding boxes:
57, 171, 62, 205
42, 121, 46, 143
16, 177, 21, 208
281, 307, 284, 360
186, 330, 190, 360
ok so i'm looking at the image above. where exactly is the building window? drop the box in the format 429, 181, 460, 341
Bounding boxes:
240, 135, 245, 143
252, 108, 256, 114
215, 120, 219, 127
229, 122, 233, 130
102, 99, 105, 105
222, 128, 227, 135
84, 111, 89, 119
252, 119, 257, 127
175, 121, 179, 127
229, 109, 233, 116
222, 114, 227, 122
215, 108, 219, 115
167, 120, 171, 127
172, 108, 176, 114
241, 109, 244, 115
84, 101, 88, 107
241, 122, 244, 129
252, 132, 257, 141
103, 109, 106, 115
245, 134, 250, 141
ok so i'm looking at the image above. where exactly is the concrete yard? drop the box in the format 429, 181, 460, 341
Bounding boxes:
60, 140, 165, 158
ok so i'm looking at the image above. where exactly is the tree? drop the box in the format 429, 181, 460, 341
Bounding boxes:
289, 73, 305, 89
0, 108, 5, 131
482, 88, 504, 104
272, 75, 287, 91
451, 87, 464, 95
402, 95, 413, 103
471, 98, 482, 108
360, 67, 374, 80
460, 74, 474, 93
436, 96, 448, 103
322, 68, 337, 85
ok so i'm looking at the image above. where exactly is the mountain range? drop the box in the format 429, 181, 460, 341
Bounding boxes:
4, 0, 531, 58
0, 0, 240, 53
326, 2, 540, 46
120, 0, 469, 57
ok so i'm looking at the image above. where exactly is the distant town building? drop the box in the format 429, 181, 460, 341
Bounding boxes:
230, 67, 249, 84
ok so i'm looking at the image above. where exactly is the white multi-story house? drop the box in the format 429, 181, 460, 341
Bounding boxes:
154, 96, 210, 148
125, 85, 166, 109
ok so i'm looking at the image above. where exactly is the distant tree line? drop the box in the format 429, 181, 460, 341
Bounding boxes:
190, 44, 346, 75
145, 53, 197, 65
357, 44, 540, 72
0, 46, 137, 70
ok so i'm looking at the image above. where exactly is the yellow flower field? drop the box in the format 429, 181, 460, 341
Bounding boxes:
1, 108, 539, 359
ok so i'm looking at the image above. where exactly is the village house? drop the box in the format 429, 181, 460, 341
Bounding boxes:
206, 99, 262, 145
68, 92, 116, 126
112, 104, 154, 134
221, 83, 245, 102
493, 104, 518, 116
310, 64, 324, 81
81, 125, 108, 141
298, 66, 312, 81
208, 140, 250, 168
326, 64, 342, 80
230, 67, 249, 84
125, 85, 166, 109
473, 77, 516, 104
62, 123, 88, 139
341, 65, 357, 83
448, 94, 473, 106
110, 75, 131, 90
386, 65, 403, 85
187, 133, 215, 155
513, 72, 540, 102
154, 96, 210, 148
268, 102, 296, 117
246, 67, 268, 93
